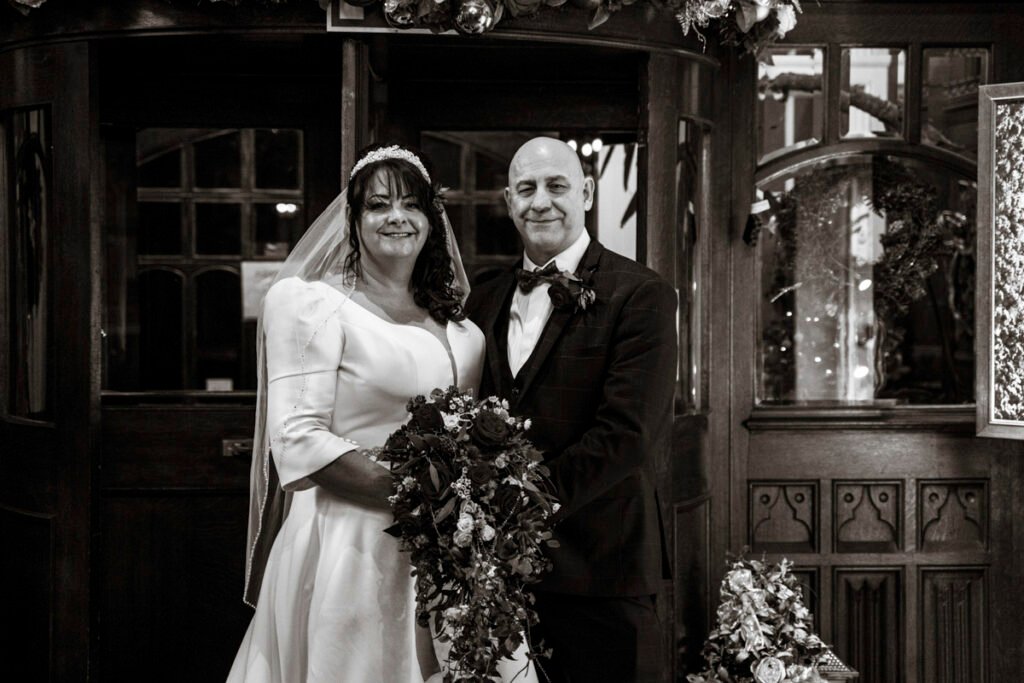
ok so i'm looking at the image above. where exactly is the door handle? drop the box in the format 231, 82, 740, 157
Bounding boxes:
222, 438, 253, 460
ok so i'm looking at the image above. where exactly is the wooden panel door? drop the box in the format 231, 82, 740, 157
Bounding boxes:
94, 34, 345, 681
0, 42, 99, 682
704, 5, 1024, 682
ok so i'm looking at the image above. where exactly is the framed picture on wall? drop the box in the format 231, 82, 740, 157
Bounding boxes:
241, 261, 284, 321
977, 82, 1024, 439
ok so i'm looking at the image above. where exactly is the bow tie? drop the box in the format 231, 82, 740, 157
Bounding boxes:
514, 261, 563, 293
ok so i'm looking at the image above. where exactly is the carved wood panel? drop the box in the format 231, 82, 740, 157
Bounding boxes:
920, 480, 987, 552
749, 482, 817, 553
921, 568, 986, 683
834, 569, 902, 683
834, 481, 902, 553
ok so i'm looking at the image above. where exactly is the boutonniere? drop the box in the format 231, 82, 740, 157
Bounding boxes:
547, 271, 597, 313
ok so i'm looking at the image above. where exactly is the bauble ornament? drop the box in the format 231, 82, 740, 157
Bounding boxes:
454, 0, 499, 34
383, 0, 418, 28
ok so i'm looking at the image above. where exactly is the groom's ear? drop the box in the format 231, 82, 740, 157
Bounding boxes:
582, 176, 595, 211
504, 186, 513, 215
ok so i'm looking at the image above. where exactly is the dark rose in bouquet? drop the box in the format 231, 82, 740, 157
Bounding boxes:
471, 409, 510, 447
412, 402, 446, 431
383, 386, 560, 682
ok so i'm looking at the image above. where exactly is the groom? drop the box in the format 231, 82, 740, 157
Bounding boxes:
465, 137, 677, 682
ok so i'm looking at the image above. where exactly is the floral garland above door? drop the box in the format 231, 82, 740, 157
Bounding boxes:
8, 0, 802, 56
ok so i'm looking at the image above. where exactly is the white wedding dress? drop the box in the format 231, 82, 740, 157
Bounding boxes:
228, 278, 538, 683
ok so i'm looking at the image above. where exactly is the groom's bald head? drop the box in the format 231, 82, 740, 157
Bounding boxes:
505, 137, 593, 265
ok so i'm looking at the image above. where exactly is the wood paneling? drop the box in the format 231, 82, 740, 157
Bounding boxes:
0, 507, 52, 681
380, 40, 642, 135
919, 481, 987, 553
98, 494, 252, 683
673, 495, 711, 674
834, 568, 903, 683
920, 568, 986, 683
834, 481, 902, 554
101, 407, 253, 490
749, 481, 817, 554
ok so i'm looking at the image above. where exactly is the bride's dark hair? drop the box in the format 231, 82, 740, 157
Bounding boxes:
345, 144, 465, 324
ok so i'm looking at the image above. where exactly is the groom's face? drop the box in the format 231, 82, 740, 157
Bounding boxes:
505, 139, 594, 265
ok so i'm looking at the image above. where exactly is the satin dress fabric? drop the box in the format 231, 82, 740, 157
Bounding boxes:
228, 277, 485, 683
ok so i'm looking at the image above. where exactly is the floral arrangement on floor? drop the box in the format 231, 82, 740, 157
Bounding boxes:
7, 0, 801, 55
382, 386, 560, 682
688, 554, 827, 683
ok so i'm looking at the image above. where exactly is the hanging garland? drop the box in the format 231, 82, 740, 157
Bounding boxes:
7, 0, 803, 55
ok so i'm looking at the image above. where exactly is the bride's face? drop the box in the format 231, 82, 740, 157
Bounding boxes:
357, 171, 430, 266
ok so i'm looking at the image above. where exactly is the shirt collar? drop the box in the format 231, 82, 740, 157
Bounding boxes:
522, 229, 591, 275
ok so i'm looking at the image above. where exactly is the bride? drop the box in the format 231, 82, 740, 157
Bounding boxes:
227, 144, 539, 683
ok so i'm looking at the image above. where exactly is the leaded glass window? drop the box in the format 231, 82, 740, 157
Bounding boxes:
754, 44, 988, 406
103, 127, 303, 393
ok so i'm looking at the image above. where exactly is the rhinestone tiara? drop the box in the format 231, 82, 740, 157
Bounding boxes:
349, 145, 431, 184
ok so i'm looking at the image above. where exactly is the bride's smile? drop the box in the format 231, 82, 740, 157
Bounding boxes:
359, 171, 429, 262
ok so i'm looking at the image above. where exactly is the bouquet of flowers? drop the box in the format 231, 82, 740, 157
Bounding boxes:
382, 386, 560, 682
688, 554, 826, 683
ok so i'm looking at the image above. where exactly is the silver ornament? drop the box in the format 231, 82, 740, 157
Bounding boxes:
454, 0, 496, 34
383, 0, 417, 28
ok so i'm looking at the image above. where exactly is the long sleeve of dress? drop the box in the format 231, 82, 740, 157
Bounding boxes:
263, 278, 360, 491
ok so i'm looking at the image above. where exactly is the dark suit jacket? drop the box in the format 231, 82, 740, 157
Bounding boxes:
465, 240, 676, 596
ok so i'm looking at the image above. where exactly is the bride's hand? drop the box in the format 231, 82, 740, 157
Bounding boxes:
308, 448, 393, 509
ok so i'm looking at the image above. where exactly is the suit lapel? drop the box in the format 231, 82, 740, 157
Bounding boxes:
483, 270, 518, 397
513, 240, 604, 405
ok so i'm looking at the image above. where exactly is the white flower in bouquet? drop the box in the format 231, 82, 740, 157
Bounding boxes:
775, 4, 797, 37
443, 412, 462, 431
456, 513, 475, 533
453, 530, 473, 548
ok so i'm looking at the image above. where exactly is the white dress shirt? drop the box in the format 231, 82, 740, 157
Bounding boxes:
507, 230, 591, 377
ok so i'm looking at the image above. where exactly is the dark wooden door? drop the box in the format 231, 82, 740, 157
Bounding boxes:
0, 41, 99, 682
695, 5, 1024, 682
94, 34, 342, 682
